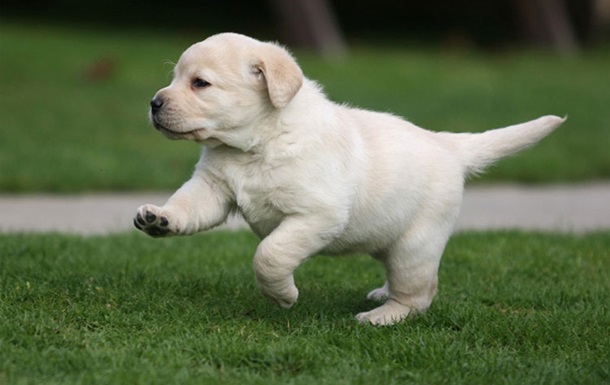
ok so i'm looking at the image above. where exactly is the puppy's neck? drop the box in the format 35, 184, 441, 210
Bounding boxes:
204, 79, 328, 154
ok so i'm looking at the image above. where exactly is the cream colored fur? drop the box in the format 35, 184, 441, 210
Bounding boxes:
135, 33, 565, 325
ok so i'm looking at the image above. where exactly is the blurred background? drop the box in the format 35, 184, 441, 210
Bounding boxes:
1, 0, 609, 192
3, 0, 610, 53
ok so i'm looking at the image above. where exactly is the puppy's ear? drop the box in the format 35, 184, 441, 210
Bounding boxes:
255, 43, 303, 108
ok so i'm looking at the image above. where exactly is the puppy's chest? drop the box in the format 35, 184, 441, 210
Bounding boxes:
220, 159, 296, 233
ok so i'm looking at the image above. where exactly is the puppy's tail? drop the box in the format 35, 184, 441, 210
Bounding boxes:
447, 115, 565, 176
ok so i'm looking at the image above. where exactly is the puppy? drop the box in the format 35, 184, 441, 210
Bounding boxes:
134, 33, 564, 325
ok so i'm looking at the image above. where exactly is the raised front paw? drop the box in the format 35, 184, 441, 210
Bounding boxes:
134, 204, 176, 237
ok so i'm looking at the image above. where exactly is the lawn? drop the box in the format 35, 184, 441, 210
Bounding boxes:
1, 23, 610, 192
1, 230, 609, 385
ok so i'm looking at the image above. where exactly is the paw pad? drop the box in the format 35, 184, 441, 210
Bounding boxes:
134, 208, 170, 237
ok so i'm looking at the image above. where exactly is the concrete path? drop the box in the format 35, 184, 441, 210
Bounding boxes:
1, 183, 608, 235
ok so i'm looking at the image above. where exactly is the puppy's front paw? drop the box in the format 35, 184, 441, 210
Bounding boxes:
134, 204, 177, 237
258, 281, 299, 309
272, 285, 299, 309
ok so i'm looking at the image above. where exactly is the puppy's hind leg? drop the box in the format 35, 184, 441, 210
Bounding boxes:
366, 280, 389, 302
357, 224, 453, 326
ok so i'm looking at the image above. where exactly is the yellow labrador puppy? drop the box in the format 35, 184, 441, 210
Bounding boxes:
134, 33, 564, 325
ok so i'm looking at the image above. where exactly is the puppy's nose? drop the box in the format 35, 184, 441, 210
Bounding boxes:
150, 96, 164, 114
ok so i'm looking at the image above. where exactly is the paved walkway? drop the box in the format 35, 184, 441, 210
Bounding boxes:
1, 183, 609, 235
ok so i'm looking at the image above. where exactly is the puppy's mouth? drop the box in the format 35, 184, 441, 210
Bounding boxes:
152, 119, 208, 142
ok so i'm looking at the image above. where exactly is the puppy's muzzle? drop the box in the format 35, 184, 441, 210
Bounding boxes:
150, 96, 164, 115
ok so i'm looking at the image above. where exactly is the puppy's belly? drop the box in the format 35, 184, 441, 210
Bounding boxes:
323, 218, 407, 255
242, 203, 409, 256
245, 217, 283, 239
239, 204, 284, 239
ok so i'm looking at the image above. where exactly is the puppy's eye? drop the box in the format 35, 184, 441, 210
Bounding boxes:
192, 78, 211, 89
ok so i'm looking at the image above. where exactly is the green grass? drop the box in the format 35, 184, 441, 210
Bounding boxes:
1, 23, 609, 192
1, 230, 609, 385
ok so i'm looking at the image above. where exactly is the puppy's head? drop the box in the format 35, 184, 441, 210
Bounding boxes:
149, 33, 303, 144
